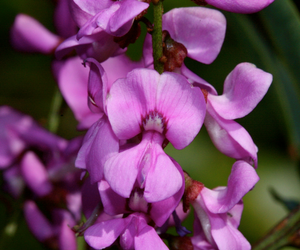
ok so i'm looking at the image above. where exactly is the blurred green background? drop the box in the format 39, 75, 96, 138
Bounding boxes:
1, 0, 300, 249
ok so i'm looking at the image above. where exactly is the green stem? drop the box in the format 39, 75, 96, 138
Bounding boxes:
252, 205, 300, 250
152, 0, 164, 74
47, 85, 63, 134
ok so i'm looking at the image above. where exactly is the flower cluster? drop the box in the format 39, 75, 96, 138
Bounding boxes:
2, 0, 274, 249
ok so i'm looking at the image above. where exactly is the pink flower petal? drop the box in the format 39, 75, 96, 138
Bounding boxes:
20, 152, 53, 197
107, 69, 159, 140
208, 63, 272, 120
24, 200, 54, 241
75, 117, 118, 183
162, 7, 226, 64
98, 180, 127, 215
201, 160, 259, 213
150, 159, 185, 226
157, 72, 206, 149
143, 143, 183, 203
11, 14, 60, 54
205, 106, 258, 167
84, 217, 130, 249
104, 142, 143, 198
135, 224, 169, 250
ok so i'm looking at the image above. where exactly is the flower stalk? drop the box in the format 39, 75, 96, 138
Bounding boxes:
47, 85, 63, 134
152, 0, 164, 74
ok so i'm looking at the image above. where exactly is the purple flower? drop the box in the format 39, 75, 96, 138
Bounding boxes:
56, 0, 149, 62
75, 55, 145, 180
99, 158, 185, 226
85, 212, 169, 250
84, 167, 184, 250
0, 106, 66, 169
104, 68, 206, 201
184, 63, 272, 166
199, 0, 274, 14
204, 63, 272, 166
71, 0, 149, 37
191, 160, 259, 250
24, 200, 79, 250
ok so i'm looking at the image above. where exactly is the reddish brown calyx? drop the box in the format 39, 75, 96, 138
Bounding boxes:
160, 30, 188, 72
168, 236, 193, 250
182, 172, 204, 212
201, 89, 208, 103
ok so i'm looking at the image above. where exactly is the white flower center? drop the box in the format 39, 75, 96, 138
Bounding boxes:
143, 110, 166, 134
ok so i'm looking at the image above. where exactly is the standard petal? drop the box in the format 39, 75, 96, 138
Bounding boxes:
11, 14, 61, 54
201, 161, 259, 213
107, 69, 159, 139
208, 63, 273, 119
158, 72, 206, 149
205, 0, 274, 14
162, 7, 226, 64
205, 106, 258, 167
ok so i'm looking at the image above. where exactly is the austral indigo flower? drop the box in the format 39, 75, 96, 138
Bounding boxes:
75, 56, 142, 182
104, 68, 206, 202
184, 63, 272, 166
190, 160, 259, 250
84, 163, 184, 249
204, 63, 272, 166
56, 0, 149, 62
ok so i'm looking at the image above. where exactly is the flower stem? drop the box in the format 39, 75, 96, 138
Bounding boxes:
47, 85, 63, 134
152, 0, 164, 74
252, 205, 300, 250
